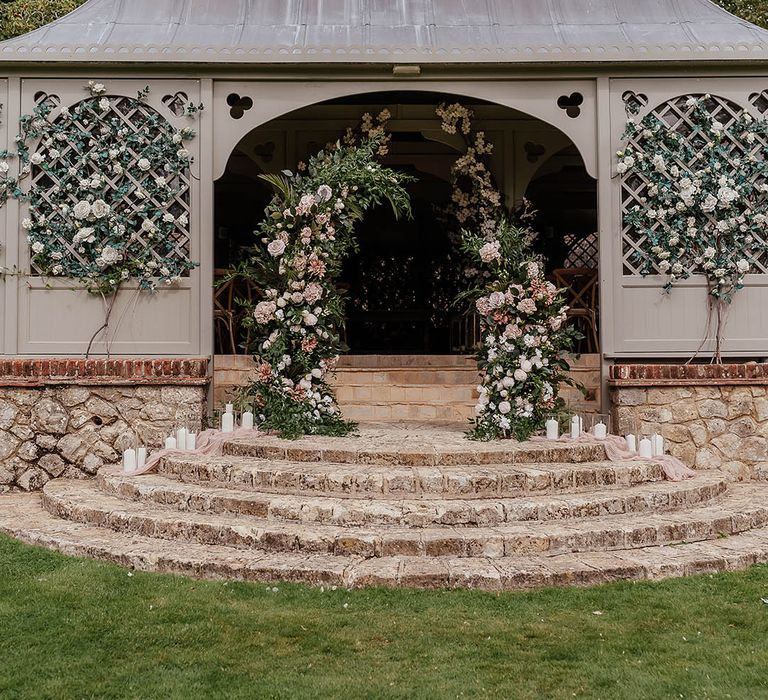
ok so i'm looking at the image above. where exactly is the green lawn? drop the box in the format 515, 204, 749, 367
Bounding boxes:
1, 535, 767, 699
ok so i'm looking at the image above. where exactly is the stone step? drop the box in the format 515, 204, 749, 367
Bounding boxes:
41, 480, 768, 559
333, 371, 481, 387
97, 468, 729, 527
338, 403, 474, 423
4, 492, 768, 590
221, 431, 608, 466
157, 454, 666, 499
336, 355, 478, 369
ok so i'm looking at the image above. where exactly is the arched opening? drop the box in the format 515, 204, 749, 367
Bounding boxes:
213, 91, 600, 417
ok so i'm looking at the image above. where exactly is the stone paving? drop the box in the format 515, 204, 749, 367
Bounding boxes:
2, 425, 768, 590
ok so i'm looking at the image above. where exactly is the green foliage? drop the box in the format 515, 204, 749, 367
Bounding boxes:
715, 0, 768, 28
0, 0, 85, 41
4, 534, 768, 699
621, 95, 768, 303
237, 121, 413, 439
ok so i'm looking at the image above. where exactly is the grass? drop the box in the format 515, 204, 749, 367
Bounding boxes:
2, 535, 768, 698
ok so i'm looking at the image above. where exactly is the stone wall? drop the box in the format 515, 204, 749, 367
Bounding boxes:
610, 363, 768, 481
0, 359, 209, 492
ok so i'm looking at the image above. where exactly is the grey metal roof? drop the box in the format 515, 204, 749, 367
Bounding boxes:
1, 0, 768, 64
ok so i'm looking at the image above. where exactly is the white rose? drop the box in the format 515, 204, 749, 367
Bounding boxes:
30, 153, 45, 165
267, 240, 286, 257
31, 241, 45, 254
91, 199, 110, 219
498, 401, 511, 415
99, 98, 110, 112
137, 158, 151, 171
513, 369, 528, 382
177, 149, 190, 160
163, 213, 175, 223
172, 133, 183, 144
0, 161, 9, 174
303, 313, 318, 327
73, 201, 92, 220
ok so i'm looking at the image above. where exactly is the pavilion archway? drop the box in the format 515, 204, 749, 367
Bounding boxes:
211, 88, 601, 417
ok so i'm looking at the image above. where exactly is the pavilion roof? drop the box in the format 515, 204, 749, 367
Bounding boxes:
1, 0, 767, 64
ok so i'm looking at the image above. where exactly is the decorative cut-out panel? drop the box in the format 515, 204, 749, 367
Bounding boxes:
621, 90, 648, 116
28, 94, 192, 277
621, 94, 768, 276
557, 92, 583, 119
563, 232, 599, 269
749, 90, 768, 115
162, 91, 189, 117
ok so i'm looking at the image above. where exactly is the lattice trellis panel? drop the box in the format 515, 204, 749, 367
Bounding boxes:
621, 94, 768, 276
29, 94, 192, 275
563, 232, 598, 269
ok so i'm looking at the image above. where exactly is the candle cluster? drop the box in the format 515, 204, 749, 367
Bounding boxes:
122, 445, 146, 473
164, 427, 197, 452
544, 414, 609, 441
221, 403, 255, 433
625, 432, 664, 458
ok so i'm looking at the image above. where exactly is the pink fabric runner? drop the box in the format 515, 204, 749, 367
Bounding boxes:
129, 427, 259, 476
531, 432, 697, 482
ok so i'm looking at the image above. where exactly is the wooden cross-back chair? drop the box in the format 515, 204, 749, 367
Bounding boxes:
552, 267, 600, 353
214, 269, 258, 355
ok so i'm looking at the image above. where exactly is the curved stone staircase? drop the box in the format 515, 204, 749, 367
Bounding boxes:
2, 426, 768, 590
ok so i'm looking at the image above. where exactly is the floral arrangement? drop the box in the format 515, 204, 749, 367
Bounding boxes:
619, 94, 768, 357
461, 219, 577, 441
4, 81, 200, 295
238, 113, 412, 439
438, 103, 577, 440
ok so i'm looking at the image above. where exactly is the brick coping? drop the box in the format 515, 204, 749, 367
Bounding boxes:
0, 358, 209, 387
610, 362, 768, 387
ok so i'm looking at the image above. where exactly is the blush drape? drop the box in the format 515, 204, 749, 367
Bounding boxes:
531, 432, 697, 482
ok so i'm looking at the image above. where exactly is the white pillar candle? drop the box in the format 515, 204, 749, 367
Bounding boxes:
625, 434, 637, 453
187, 433, 196, 451
639, 438, 653, 459
176, 427, 187, 451
570, 416, 580, 440
593, 421, 607, 440
652, 433, 664, 456
225, 403, 233, 414
241, 411, 254, 430
137, 446, 147, 469
221, 412, 234, 433
123, 448, 137, 473
545, 418, 559, 440
164, 436, 177, 450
